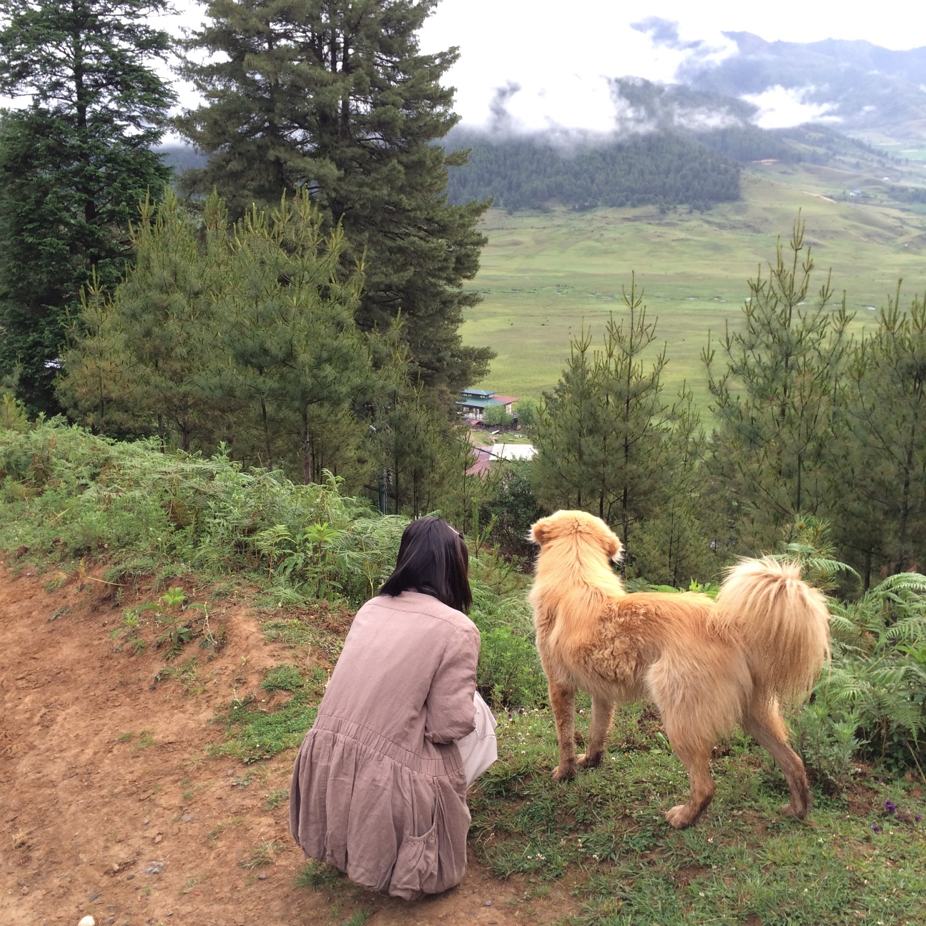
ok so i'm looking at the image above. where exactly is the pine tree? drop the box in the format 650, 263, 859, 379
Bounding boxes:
372, 380, 474, 517
59, 191, 227, 451
219, 192, 378, 485
0, 0, 175, 415
836, 288, 926, 584
176, 0, 492, 394
532, 278, 694, 575
531, 327, 601, 515
60, 188, 391, 488
703, 215, 853, 552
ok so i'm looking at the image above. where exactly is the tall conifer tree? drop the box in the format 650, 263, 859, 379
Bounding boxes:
836, 289, 926, 585
176, 0, 493, 393
532, 280, 697, 576
0, 0, 175, 415
703, 216, 853, 552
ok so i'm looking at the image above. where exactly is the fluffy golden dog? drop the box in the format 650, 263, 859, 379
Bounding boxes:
529, 510, 831, 828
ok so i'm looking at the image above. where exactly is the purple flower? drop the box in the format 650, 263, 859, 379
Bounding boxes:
916, 814, 922, 823
870, 824, 882, 834
884, 800, 897, 814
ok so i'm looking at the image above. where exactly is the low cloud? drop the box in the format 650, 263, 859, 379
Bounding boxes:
631, 17, 738, 72
477, 73, 749, 144
742, 86, 840, 128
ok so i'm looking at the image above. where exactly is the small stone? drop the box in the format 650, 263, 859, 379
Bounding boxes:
483, 900, 493, 906
154, 834, 162, 844
180, 813, 193, 822
78, 917, 96, 926
257, 873, 267, 880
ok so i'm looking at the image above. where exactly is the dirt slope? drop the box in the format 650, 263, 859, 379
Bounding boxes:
0, 562, 568, 926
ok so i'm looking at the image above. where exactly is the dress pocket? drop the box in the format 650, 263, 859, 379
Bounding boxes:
390, 815, 440, 897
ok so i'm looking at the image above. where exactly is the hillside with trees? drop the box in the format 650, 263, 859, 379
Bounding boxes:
1, 11, 926, 918
0, 2, 922, 582
444, 129, 742, 212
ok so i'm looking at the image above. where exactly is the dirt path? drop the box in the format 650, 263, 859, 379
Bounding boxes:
0, 562, 570, 926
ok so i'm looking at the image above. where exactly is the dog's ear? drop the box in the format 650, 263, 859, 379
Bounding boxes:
530, 517, 551, 545
609, 535, 624, 563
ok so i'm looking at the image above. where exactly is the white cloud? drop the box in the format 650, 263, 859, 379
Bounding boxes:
741, 86, 840, 129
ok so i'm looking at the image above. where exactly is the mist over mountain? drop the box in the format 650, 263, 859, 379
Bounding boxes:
683, 31, 926, 137
440, 29, 926, 213
462, 26, 926, 143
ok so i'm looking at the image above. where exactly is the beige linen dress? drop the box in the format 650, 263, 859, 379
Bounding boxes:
290, 590, 480, 899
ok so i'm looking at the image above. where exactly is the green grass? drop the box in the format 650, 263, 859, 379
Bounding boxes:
210, 664, 328, 764
468, 705, 926, 925
463, 169, 926, 410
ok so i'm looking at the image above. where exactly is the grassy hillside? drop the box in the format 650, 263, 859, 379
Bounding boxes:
463, 169, 926, 407
2, 422, 925, 925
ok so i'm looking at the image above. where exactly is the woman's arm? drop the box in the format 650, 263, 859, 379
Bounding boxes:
424, 625, 480, 744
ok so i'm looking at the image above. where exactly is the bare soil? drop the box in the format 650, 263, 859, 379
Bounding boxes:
0, 562, 572, 926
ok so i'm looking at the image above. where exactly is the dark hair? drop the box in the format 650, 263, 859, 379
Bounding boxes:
379, 517, 472, 613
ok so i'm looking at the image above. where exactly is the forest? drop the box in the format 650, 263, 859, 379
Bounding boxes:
0, 0, 923, 591
444, 129, 742, 211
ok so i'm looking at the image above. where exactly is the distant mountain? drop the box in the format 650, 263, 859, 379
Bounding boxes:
157, 143, 207, 173
683, 33, 926, 139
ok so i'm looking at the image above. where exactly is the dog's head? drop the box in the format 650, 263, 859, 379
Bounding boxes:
530, 510, 624, 562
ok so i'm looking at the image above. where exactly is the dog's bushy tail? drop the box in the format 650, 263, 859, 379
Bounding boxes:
711, 557, 831, 707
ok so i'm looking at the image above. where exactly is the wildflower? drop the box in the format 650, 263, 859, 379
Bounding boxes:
884, 800, 897, 814
915, 813, 922, 823
871, 824, 882, 834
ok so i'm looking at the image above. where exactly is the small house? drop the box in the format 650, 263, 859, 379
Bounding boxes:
456, 388, 518, 421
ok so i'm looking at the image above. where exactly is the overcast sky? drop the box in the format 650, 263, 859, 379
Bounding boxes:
163, 0, 925, 131
411, 0, 925, 129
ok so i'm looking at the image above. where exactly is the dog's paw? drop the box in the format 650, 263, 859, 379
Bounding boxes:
575, 752, 603, 769
781, 801, 808, 819
551, 763, 576, 782
664, 804, 697, 829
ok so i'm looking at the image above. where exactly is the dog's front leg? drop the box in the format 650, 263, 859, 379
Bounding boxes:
577, 693, 616, 769
548, 680, 578, 781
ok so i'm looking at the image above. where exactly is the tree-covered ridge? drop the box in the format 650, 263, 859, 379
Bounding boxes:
444, 129, 741, 212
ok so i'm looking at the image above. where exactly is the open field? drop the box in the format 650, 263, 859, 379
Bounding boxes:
462, 168, 926, 407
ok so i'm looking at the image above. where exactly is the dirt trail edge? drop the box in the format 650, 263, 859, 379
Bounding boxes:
1, 563, 571, 926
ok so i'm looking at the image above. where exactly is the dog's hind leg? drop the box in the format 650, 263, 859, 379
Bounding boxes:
577, 693, 616, 769
548, 680, 579, 781
662, 718, 716, 829
744, 700, 811, 819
